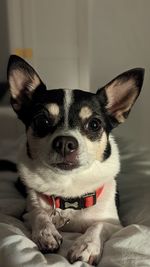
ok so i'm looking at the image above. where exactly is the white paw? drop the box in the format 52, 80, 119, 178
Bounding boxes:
67, 235, 102, 265
32, 222, 62, 253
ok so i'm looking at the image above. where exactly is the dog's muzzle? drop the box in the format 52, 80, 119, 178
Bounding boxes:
52, 135, 79, 170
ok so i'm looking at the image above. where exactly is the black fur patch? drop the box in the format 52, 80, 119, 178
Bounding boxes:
26, 142, 32, 159
103, 141, 111, 161
15, 178, 27, 198
0, 160, 17, 172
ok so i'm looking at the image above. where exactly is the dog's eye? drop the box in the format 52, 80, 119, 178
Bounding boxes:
86, 118, 101, 132
32, 114, 51, 137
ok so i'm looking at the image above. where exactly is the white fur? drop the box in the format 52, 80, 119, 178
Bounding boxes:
64, 89, 73, 127
20, 133, 121, 264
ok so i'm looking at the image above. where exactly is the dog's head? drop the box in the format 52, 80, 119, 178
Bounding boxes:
7, 55, 144, 195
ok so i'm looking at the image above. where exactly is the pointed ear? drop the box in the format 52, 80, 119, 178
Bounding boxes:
97, 68, 145, 126
7, 55, 45, 112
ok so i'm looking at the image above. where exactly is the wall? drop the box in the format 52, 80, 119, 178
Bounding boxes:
88, 0, 150, 147
0, 0, 9, 81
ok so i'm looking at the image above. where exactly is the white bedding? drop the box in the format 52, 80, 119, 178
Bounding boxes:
0, 107, 150, 267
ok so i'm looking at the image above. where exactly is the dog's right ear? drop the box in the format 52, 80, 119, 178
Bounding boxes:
7, 55, 45, 112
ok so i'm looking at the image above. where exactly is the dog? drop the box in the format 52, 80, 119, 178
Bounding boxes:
7, 55, 144, 265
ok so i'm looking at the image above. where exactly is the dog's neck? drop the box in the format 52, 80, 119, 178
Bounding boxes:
41, 185, 104, 210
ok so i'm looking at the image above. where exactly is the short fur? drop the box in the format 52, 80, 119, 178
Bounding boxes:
7, 55, 144, 265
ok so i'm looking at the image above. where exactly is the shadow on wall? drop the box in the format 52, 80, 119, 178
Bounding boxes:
0, 0, 9, 82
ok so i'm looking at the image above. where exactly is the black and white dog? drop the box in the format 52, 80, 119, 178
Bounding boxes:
7, 55, 144, 265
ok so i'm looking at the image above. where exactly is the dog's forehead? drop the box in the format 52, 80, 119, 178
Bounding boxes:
43, 89, 94, 103
71, 89, 98, 112
38, 88, 97, 116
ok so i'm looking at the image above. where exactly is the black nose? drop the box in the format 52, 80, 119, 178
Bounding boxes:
52, 136, 78, 156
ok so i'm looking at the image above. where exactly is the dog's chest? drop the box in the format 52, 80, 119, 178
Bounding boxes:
39, 181, 119, 233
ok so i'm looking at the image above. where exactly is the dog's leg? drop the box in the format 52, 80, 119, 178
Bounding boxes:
67, 222, 121, 265
24, 190, 62, 253
30, 209, 62, 253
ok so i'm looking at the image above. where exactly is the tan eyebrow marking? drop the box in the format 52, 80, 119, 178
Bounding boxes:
79, 106, 93, 120
47, 103, 60, 116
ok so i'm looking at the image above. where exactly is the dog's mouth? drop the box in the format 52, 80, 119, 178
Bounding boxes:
51, 161, 79, 171
50, 149, 80, 171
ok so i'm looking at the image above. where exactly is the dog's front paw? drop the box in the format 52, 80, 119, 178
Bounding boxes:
32, 222, 62, 253
67, 235, 102, 265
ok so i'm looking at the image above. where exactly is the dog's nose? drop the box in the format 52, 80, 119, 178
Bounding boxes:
52, 136, 78, 156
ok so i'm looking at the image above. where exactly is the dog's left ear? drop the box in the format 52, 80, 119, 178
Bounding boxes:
7, 55, 45, 112
97, 68, 145, 127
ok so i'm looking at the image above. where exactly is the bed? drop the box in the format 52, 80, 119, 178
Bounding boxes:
0, 107, 150, 267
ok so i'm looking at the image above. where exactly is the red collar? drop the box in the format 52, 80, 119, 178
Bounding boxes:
43, 186, 104, 210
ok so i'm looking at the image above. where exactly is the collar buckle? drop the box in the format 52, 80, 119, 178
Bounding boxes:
59, 192, 96, 210
60, 196, 84, 210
